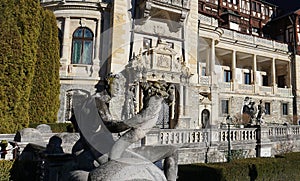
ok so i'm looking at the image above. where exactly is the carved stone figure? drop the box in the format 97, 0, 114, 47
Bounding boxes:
72, 74, 178, 181
242, 97, 257, 124
256, 100, 265, 124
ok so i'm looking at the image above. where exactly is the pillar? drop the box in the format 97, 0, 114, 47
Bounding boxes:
232, 50, 236, 90
253, 54, 257, 93
92, 18, 101, 77
272, 58, 277, 94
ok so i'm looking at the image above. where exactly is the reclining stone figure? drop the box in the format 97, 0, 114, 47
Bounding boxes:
72, 74, 178, 181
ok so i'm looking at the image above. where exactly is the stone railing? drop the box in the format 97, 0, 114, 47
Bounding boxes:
239, 84, 254, 93
158, 129, 209, 145
219, 82, 231, 92
155, 0, 190, 9
259, 86, 273, 94
278, 88, 293, 97
268, 126, 300, 140
199, 76, 210, 85
219, 128, 257, 142
221, 29, 289, 52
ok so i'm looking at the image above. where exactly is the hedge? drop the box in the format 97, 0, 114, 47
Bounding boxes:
178, 152, 300, 181
0, 0, 60, 133
0, 160, 14, 181
29, 123, 76, 133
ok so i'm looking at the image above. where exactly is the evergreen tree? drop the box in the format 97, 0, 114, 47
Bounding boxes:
0, 0, 60, 133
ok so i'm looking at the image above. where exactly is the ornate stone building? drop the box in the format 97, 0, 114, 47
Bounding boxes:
41, 0, 298, 129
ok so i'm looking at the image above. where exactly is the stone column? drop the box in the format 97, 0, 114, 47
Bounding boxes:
210, 39, 215, 79
184, 86, 189, 116
288, 61, 292, 88
92, 19, 101, 77
210, 39, 219, 126
272, 58, 277, 94
253, 54, 258, 93
231, 50, 236, 91
206, 47, 211, 76
179, 85, 184, 116
60, 17, 71, 76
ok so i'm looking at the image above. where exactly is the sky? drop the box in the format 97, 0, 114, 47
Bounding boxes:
265, 0, 300, 14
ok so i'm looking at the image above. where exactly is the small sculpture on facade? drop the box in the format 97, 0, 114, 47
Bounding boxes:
256, 100, 265, 125
242, 97, 257, 125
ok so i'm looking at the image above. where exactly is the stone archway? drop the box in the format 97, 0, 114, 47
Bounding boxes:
201, 109, 210, 128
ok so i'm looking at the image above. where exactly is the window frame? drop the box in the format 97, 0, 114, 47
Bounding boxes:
224, 70, 232, 82
282, 103, 288, 115
71, 27, 94, 65
244, 72, 251, 85
221, 100, 229, 115
265, 102, 270, 115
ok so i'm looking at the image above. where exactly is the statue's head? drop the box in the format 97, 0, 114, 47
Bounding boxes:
106, 73, 126, 97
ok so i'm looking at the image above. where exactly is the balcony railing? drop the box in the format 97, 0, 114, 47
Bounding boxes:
222, 28, 289, 52
155, 0, 190, 9
278, 88, 293, 97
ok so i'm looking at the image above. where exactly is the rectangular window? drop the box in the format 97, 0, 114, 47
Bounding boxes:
262, 75, 268, 86
256, 3, 261, 13
282, 103, 288, 115
244, 72, 251, 84
224, 70, 232, 82
202, 67, 206, 76
278, 75, 286, 88
251, 2, 256, 11
221, 100, 229, 114
265, 7, 269, 16
265, 102, 270, 115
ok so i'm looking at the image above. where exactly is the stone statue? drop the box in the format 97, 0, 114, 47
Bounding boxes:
256, 100, 265, 125
242, 97, 257, 124
72, 74, 178, 181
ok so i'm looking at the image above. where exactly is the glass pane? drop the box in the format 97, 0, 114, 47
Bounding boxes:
72, 40, 82, 64
74, 28, 83, 38
82, 41, 93, 64
84, 29, 93, 38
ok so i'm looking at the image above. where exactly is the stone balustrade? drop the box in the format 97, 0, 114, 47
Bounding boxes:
222, 28, 289, 52
278, 88, 293, 97
158, 129, 209, 144
219, 128, 257, 142
155, 0, 190, 9
268, 125, 300, 138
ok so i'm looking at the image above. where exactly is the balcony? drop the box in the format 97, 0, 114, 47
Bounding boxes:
222, 28, 289, 53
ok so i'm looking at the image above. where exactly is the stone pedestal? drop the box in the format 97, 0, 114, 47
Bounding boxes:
256, 126, 272, 157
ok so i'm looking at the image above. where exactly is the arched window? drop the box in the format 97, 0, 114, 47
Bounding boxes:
71, 28, 93, 64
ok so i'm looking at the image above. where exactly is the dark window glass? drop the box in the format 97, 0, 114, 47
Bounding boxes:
251, 2, 256, 11
282, 103, 288, 115
265, 102, 270, 115
224, 70, 232, 82
71, 28, 93, 64
221, 100, 229, 114
278, 75, 286, 88
244, 72, 251, 84
262, 75, 268, 86
202, 67, 206, 76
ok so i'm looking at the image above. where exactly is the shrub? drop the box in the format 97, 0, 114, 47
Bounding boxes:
0, 160, 14, 181
0, 0, 60, 133
178, 152, 300, 181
